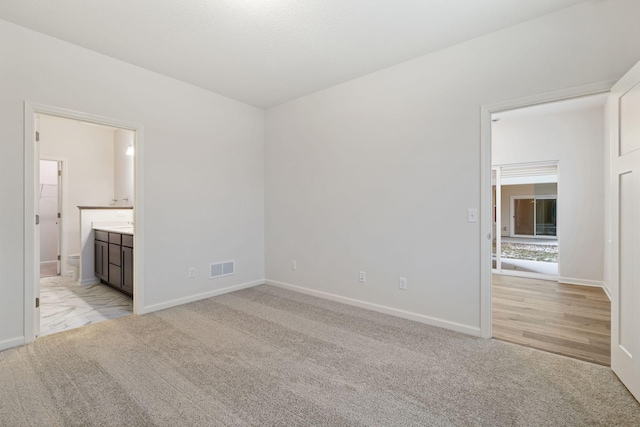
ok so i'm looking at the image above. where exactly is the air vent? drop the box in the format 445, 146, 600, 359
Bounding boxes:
209, 260, 235, 279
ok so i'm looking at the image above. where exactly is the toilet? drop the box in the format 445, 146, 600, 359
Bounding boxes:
66, 254, 80, 281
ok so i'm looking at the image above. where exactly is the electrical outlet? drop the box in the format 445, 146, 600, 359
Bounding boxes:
359, 271, 366, 283
399, 277, 407, 290
188, 267, 196, 278
291, 260, 297, 270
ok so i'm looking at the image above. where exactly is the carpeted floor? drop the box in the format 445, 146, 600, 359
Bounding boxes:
1, 284, 639, 426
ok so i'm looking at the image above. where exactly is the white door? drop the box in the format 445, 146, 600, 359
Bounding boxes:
34, 115, 41, 337
56, 161, 62, 275
610, 60, 640, 401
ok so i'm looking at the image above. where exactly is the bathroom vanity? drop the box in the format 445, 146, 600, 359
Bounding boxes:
94, 228, 133, 297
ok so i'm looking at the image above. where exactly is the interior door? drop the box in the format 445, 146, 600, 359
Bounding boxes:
610, 60, 640, 401
56, 161, 62, 275
34, 115, 41, 337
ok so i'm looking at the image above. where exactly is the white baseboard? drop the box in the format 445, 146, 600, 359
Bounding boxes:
80, 277, 99, 286
0, 336, 24, 352
40, 260, 57, 265
558, 277, 605, 288
495, 269, 558, 281
141, 279, 264, 314
265, 279, 481, 337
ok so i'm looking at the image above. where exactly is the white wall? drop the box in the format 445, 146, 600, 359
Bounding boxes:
493, 107, 605, 285
265, 0, 640, 333
0, 19, 264, 350
39, 160, 58, 263
499, 183, 558, 237
114, 129, 134, 207
40, 115, 116, 257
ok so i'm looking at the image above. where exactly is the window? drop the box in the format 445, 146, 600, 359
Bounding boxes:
512, 196, 556, 237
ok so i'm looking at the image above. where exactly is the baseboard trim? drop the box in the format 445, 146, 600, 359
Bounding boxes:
265, 279, 481, 337
80, 278, 99, 286
40, 261, 57, 265
495, 269, 558, 281
558, 277, 605, 288
602, 284, 612, 301
141, 279, 264, 314
0, 336, 24, 352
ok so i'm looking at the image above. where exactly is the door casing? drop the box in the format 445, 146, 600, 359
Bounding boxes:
479, 80, 616, 339
24, 102, 146, 343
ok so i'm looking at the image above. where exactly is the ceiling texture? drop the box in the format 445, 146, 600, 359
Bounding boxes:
0, 0, 590, 108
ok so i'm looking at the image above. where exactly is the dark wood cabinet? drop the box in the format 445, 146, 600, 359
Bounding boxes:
95, 230, 133, 297
122, 245, 133, 295
94, 240, 108, 281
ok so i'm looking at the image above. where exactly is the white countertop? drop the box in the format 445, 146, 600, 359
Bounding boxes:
92, 220, 134, 235
93, 226, 134, 235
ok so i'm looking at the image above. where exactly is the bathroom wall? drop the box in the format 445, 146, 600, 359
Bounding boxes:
114, 129, 134, 207
39, 159, 58, 264
39, 115, 116, 258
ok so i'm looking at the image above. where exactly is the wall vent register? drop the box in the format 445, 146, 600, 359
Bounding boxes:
209, 261, 235, 279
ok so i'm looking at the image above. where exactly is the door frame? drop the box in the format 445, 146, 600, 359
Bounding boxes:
24, 102, 146, 343
479, 80, 616, 338
39, 157, 68, 277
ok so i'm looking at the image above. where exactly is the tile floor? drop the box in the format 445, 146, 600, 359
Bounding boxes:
39, 275, 133, 337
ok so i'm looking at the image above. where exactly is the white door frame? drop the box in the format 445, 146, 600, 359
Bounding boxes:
479, 80, 616, 338
24, 102, 145, 344
40, 156, 68, 277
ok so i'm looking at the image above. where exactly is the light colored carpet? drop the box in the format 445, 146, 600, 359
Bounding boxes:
1, 284, 638, 426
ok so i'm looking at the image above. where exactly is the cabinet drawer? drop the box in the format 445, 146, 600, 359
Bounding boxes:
109, 232, 121, 245
109, 243, 122, 266
122, 234, 133, 248
95, 230, 108, 242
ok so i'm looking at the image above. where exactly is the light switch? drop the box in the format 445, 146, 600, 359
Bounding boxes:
467, 208, 478, 223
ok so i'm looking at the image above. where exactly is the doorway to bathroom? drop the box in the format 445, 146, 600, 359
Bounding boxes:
24, 103, 145, 341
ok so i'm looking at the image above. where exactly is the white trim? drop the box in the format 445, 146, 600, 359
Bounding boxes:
80, 277, 100, 286
0, 337, 25, 352
558, 277, 605, 288
480, 80, 615, 339
602, 284, 612, 301
266, 279, 482, 337
24, 102, 145, 345
140, 279, 264, 314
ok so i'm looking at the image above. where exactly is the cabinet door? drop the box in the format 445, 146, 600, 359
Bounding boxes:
109, 264, 122, 288
95, 241, 102, 278
95, 241, 108, 281
109, 243, 121, 266
121, 246, 133, 296
101, 242, 109, 281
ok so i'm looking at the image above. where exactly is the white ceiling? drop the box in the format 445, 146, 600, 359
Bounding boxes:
0, 0, 589, 108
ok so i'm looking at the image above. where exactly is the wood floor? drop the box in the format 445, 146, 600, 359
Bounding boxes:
492, 274, 611, 366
